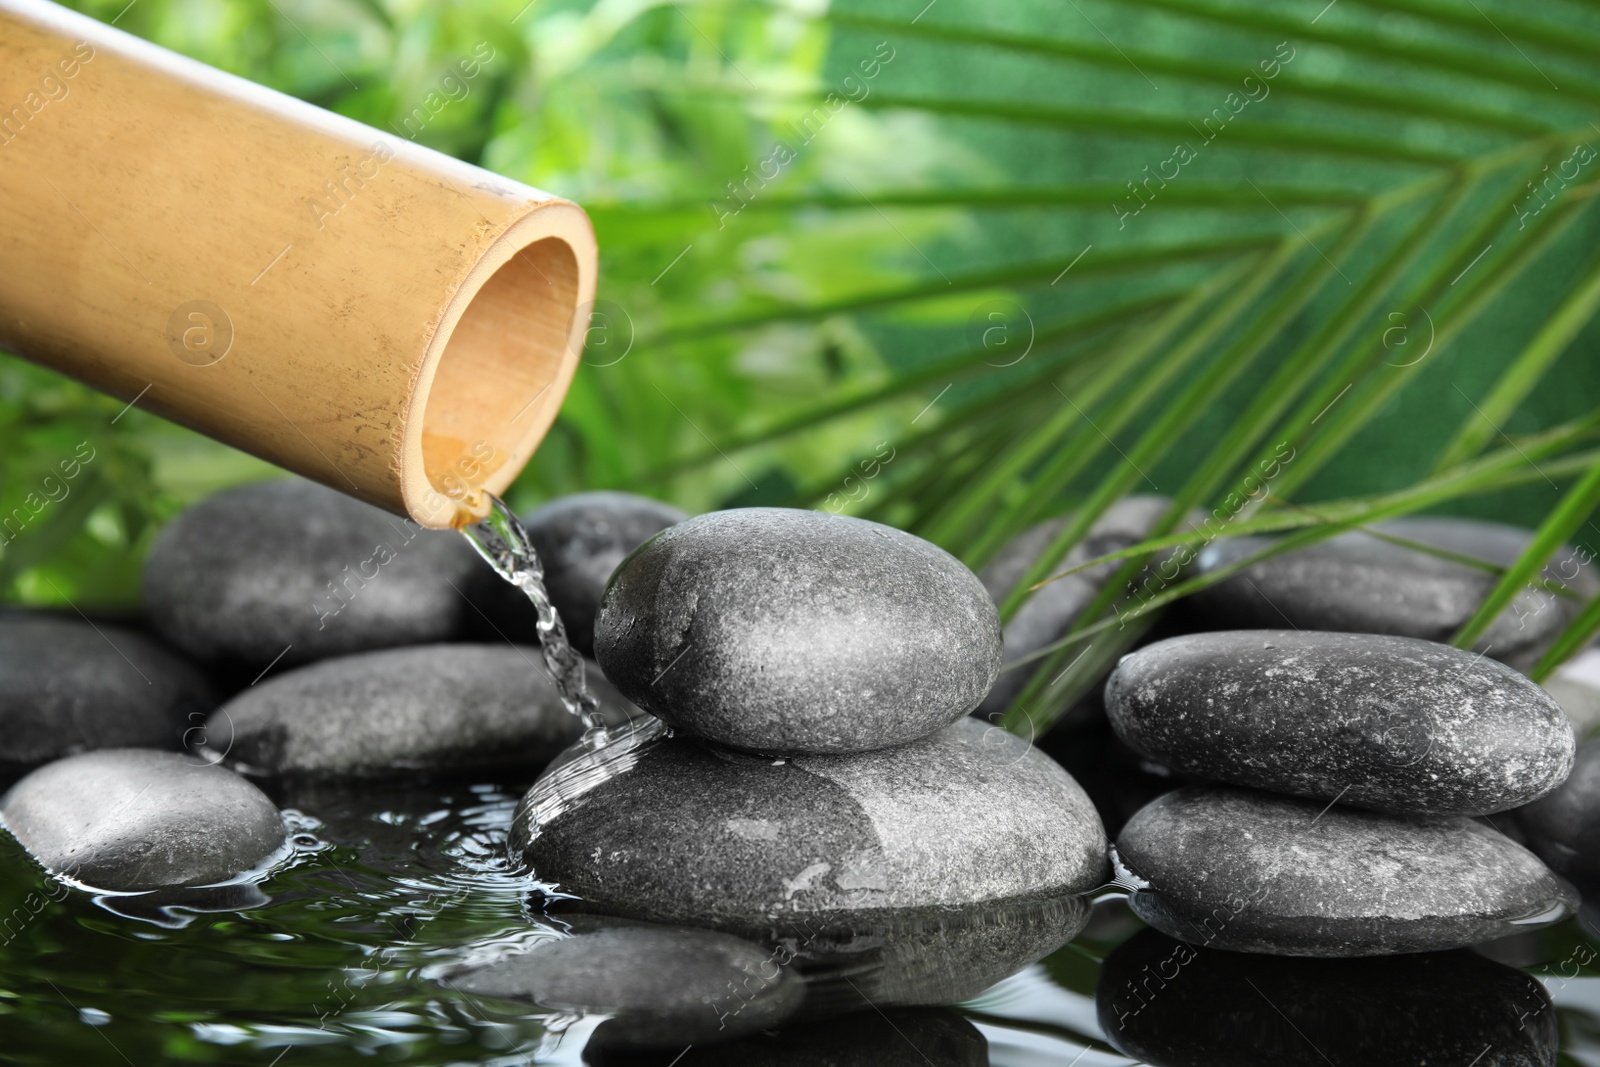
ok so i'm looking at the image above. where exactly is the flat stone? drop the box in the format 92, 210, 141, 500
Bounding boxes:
207, 644, 638, 780
0, 749, 286, 891
582, 1007, 986, 1066
1189, 516, 1594, 667
438, 918, 803, 1047
1098, 928, 1557, 1066
0, 614, 213, 769
143, 478, 482, 670
1106, 631, 1573, 814
464, 492, 687, 657
513, 716, 1107, 927
595, 508, 1001, 754
977, 497, 1175, 725
1116, 785, 1575, 956
1517, 737, 1600, 894
1543, 648, 1600, 736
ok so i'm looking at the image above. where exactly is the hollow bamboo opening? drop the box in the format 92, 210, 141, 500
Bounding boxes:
404, 217, 588, 527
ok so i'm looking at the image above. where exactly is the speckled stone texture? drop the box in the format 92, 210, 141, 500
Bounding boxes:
143, 478, 482, 669
0, 613, 213, 769
0, 749, 286, 891
464, 492, 687, 656
439, 919, 802, 1047
582, 1008, 987, 1067
1106, 631, 1574, 814
1098, 928, 1558, 1067
1189, 517, 1595, 667
976, 497, 1175, 725
207, 644, 638, 780
1518, 738, 1600, 893
513, 717, 1107, 927
595, 508, 1002, 754
1116, 785, 1575, 956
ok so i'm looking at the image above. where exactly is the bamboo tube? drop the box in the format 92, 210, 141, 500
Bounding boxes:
0, 0, 597, 528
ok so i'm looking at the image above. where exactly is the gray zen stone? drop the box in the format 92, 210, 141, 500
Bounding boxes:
1105, 631, 1574, 815
0, 748, 286, 891
977, 497, 1176, 725
582, 1008, 987, 1066
513, 716, 1107, 927
466, 492, 687, 657
207, 644, 639, 780
439, 919, 803, 1047
1098, 928, 1558, 1067
1517, 738, 1600, 893
0, 614, 213, 769
1190, 516, 1595, 667
143, 478, 482, 669
1117, 785, 1575, 956
1542, 650, 1600, 737
595, 508, 1002, 754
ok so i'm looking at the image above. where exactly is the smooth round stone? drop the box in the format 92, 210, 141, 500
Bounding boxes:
439, 919, 802, 1047
0, 749, 286, 891
1190, 517, 1592, 665
1106, 631, 1574, 815
1518, 738, 1600, 893
0, 614, 213, 769
1117, 785, 1576, 956
977, 497, 1174, 725
465, 492, 687, 657
207, 644, 638, 780
595, 508, 1002, 754
143, 478, 481, 669
513, 716, 1107, 927
1098, 928, 1557, 1067
1543, 649, 1600, 736
583, 1008, 986, 1067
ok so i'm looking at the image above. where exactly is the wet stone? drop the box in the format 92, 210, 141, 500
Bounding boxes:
1106, 631, 1574, 815
977, 496, 1175, 726
1189, 516, 1595, 667
1517, 738, 1600, 894
596, 508, 1002, 754
207, 644, 639, 780
438, 918, 803, 1047
464, 492, 687, 656
0, 613, 213, 770
1117, 785, 1576, 956
143, 478, 482, 670
513, 716, 1107, 927
1098, 928, 1558, 1067
0, 749, 286, 892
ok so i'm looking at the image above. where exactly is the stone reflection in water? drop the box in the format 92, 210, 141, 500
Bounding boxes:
1097, 927, 1558, 1067
437, 917, 804, 1047
582, 1007, 986, 1066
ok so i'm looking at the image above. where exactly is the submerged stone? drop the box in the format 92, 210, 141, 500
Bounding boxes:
0, 613, 213, 769
465, 492, 687, 656
1106, 631, 1574, 815
439, 918, 802, 1047
143, 478, 481, 669
596, 508, 1002, 754
1116, 785, 1575, 956
1190, 516, 1593, 667
207, 644, 638, 780
1098, 928, 1557, 1067
0, 749, 285, 891
976, 497, 1175, 726
513, 717, 1107, 927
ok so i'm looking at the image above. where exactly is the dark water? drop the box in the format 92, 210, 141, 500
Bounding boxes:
2, 771, 1598, 1065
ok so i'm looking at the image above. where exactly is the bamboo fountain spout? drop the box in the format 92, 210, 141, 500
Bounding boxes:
0, 0, 597, 528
